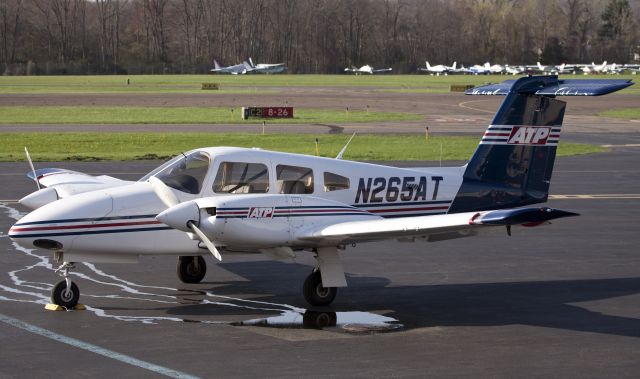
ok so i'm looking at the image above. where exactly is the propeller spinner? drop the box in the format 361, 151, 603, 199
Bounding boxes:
149, 177, 222, 261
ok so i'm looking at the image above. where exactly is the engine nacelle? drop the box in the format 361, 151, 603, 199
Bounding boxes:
195, 194, 379, 250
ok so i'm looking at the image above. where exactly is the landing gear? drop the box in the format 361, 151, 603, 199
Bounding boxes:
51, 262, 80, 308
177, 256, 206, 283
303, 269, 337, 306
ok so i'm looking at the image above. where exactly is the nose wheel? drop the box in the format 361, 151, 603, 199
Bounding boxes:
51, 262, 80, 309
177, 256, 207, 283
303, 269, 337, 306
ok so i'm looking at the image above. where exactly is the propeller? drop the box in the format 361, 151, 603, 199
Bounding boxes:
149, 177, 222, 261
24, 147, 41, 190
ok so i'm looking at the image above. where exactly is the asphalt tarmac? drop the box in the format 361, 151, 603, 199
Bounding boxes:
1, 141, 639, 378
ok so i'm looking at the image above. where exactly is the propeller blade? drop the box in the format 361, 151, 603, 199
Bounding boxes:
149, 176, 179, 208
188, 221, 222, 261
24, 147, 41, 190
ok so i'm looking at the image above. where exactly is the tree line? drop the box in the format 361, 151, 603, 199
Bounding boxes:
0, 0, 638, 75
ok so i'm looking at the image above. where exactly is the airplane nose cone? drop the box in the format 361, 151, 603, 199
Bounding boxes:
19, 187, 59, 209
156, 201, 200, 233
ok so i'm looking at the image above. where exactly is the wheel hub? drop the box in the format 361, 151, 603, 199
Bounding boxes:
315, 283, 330, 298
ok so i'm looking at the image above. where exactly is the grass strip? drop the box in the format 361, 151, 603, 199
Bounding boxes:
0, 106, 420, 124
0, 74, 636, 94
598, 108, 640, 119
0, 132, 607, 162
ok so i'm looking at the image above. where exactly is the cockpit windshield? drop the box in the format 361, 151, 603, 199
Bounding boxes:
140, 151, 210, 194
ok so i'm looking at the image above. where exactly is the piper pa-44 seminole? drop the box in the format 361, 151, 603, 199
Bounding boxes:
9, 76, 633, 309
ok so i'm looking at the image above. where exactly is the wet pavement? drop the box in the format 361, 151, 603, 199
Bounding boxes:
1, 139, 639, 377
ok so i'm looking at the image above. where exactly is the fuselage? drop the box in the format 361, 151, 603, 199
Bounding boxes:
9, 147, 464, 262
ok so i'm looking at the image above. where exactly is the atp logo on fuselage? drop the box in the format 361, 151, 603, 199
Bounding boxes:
508, 126, 551, 145
247, 207, 275, 219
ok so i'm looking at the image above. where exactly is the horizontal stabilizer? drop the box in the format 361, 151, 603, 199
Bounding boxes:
466, 77, 633, 96
472, 207, 578, 226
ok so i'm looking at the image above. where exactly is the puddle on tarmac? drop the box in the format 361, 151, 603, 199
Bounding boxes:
231, 309, 403, 333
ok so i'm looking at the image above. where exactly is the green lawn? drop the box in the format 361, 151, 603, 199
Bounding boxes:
0, 106, 420, 124
0, 74, 636, 94
598, 108, 640, 119
0, 132, 607, 162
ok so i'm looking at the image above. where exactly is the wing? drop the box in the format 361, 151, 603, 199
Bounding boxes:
295, 207, 577, 245
372, 68, 393, 73
27, 168, 131, 197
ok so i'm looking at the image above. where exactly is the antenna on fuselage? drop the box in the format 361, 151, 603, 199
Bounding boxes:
335, 132, 357, 160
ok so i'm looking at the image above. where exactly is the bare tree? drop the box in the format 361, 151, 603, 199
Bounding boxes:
0, 0, 23, 70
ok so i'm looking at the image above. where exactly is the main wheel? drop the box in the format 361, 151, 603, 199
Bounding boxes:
303, 269, 337, 306
51, 280, 80, 309
177, 256, 207, 283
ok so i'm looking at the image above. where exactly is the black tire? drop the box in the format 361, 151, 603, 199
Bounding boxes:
51, 280, 80, 309
303, 270, 337, 306
177, 256, 206, 283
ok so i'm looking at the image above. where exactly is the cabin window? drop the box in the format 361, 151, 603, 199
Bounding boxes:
276, 165, 314, 194
324, 172, 350, 192
213, 162, 269, 193
154, 151, 210, 194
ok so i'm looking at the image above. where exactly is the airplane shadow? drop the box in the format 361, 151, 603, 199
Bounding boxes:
164, 260, 640, 338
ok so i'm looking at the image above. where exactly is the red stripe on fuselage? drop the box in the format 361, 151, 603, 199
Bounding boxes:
11, 220, 161, 232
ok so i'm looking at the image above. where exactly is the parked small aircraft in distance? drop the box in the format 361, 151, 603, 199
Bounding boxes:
246, 58, 286, 74
581, 61, 608, 75
9, 76, 633, 309
344, 65, 393, 74
419, 61, 457, 75
464, 62, 504, 75
210, 59, 249, 75
504, 64, 526, 75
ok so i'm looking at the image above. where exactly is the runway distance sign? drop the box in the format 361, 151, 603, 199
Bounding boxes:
242, 107, 294, 120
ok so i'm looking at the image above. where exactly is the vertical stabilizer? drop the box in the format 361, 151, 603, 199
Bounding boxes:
449, 76, 565, 213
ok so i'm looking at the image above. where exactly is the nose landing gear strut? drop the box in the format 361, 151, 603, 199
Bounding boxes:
51, 262, 80, 309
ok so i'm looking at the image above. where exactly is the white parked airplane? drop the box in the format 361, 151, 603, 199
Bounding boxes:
419, 61, 457, 75
581, 61, 608, 75
504, 64, 525, 75
344, 65, 393, 74
527, 62, 575, 75
464, 62, 503, 75
246, 58, 286, 74
9, 76, 633, 309
210, 60, 249, 75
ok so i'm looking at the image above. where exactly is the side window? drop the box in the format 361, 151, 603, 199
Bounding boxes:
324, 172, 350, 192
213, 162, 269, 193
276, 165, 314, 194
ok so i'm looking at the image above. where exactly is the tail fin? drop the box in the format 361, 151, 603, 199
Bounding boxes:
452, 61, 457, 70
214, 60, 221, 70
449, 75, 633, 213
426, 61, 431, 69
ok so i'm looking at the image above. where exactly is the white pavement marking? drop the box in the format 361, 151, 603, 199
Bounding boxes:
0, 313, 200, 379
550, 194, 640, 199
600, 144, 640, 148
457, 100, 496, 114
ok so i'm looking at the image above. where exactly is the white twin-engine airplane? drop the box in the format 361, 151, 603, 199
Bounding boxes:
9, 76, 633, 309
344, 65, 393, 74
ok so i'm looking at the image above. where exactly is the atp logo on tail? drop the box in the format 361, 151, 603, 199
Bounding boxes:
508, 126, 551, 145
